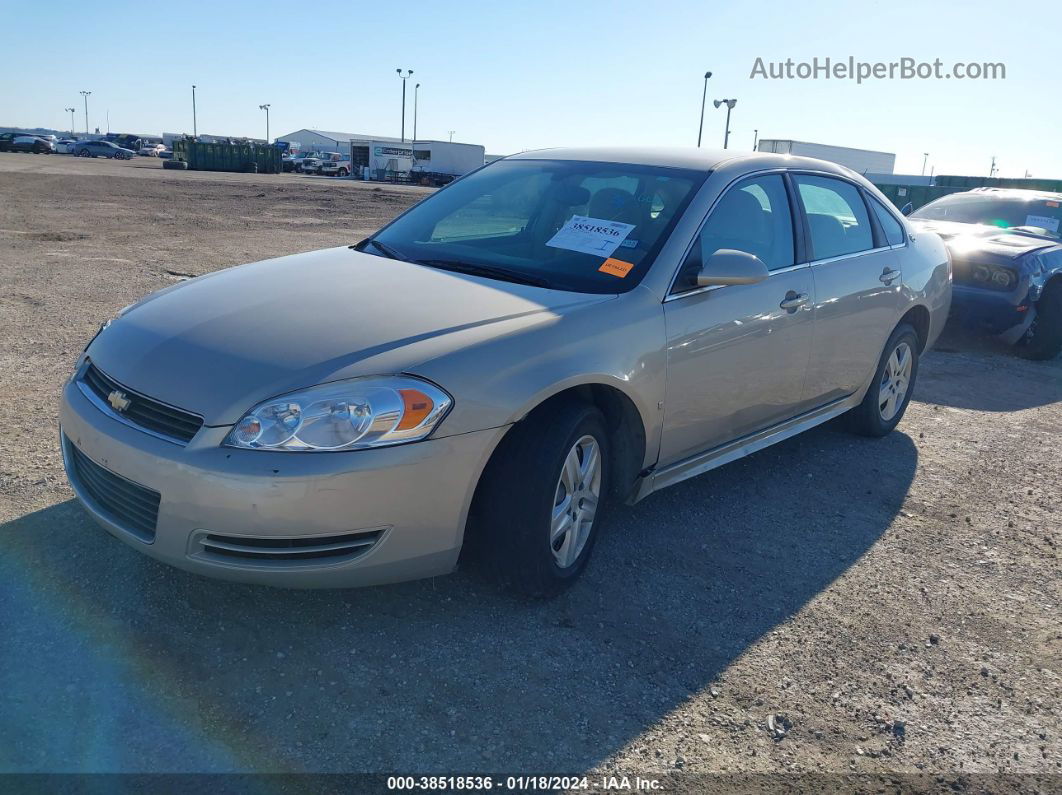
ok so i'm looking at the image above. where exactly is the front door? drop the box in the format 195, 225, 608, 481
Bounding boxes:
660, 174, 815, 465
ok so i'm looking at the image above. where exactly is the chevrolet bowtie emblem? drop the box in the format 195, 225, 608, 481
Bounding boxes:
107, 390, 132, 412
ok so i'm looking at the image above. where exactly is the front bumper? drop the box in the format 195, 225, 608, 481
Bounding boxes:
59, 379, 506, 588
950, 283, 1032, 334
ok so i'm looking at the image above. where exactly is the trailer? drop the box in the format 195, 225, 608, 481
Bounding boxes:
410, 141, 486, 185
756, 139, 896, 175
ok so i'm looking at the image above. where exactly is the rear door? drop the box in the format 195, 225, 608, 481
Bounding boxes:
793, 174, 905, 405
659, 173, 815, 464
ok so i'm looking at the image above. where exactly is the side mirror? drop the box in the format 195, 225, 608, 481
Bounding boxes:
697, 249, 770, 287
900, 202, 914, 216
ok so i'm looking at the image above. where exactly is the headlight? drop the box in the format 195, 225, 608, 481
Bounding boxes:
224, 376, 452, 452
969, 263, 1017, 290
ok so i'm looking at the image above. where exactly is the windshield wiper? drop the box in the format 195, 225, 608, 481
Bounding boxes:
352, 238, 407, 261
414, 259, 553, 288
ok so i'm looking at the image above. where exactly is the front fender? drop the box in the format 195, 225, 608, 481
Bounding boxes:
413, 286, 667, 471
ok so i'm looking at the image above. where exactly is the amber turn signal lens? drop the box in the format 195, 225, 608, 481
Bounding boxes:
396, 388, 435, 430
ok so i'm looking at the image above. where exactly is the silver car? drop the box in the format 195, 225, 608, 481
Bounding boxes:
60, 148, 951, 595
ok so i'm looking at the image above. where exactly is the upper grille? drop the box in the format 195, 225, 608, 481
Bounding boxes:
81, 362, 204, 444
65, 437, 160, 542
194, 529, 383, 566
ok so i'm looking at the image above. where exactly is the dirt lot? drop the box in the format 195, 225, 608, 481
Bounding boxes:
0, 152, 1058, 783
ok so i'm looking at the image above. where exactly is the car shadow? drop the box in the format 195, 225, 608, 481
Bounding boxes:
0, 425, 917, 773
915, 321, 1062, 413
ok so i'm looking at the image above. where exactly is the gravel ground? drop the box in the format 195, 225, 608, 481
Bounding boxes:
0, 153, 1058, 783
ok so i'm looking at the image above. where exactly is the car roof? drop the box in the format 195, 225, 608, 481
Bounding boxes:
966, 187, 1062, 201
506, 146, 862, 177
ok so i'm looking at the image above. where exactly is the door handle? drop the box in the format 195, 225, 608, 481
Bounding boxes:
879, 268, 901, 285
779, 292, 809, 311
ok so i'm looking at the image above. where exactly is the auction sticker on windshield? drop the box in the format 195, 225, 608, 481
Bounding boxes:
1025, 214, 1060, 233
546, 215, 635, 257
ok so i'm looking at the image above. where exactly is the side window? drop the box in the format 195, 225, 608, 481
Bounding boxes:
870, 196, 906, 246
794, 175, 874, 260
673, 174, 795, 292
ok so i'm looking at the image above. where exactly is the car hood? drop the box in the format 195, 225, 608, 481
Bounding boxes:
87, 247, 611, 426
909, 218, 1061, 259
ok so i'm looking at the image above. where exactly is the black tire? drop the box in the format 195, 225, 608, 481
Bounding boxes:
1018, 280, 1062, 361
847, 323, 920, 438
467, 400, 610, 597
162, 159, 188, 170
337, 168, 348, 177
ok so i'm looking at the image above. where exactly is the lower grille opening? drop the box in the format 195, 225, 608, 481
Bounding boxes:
65, 437, 160, 542
195, 529, 383, 565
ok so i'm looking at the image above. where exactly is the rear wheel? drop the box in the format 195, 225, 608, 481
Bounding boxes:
468, 400, 610, 596
1018, 280, 1062, 361
847, 323, 920, 437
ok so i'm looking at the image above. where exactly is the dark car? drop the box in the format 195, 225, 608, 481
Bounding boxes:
908, 188, 1062, 359
0, 133, 54, 153
73, 140, 135, 160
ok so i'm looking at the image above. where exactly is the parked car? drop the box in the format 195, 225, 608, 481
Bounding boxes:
73, 140, 135, 159
907, 188, 1062, 359
0, 133, 54, 153
55, 138, 80, 154
8, 135, 55, 153
60, 148, 950, 595
138, 143, 166, 157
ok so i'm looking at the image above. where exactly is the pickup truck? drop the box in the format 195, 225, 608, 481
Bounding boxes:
319, 154, 352, 177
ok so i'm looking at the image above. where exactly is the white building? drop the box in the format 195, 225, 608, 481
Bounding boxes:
756, 139, 896, 175
276, 128, 404, 153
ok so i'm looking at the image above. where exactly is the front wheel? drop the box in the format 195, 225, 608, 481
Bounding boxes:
337, 168, 348, 177
468, 401, 610, 596
1018, 280, 1062, 361
847, 323, 920, 437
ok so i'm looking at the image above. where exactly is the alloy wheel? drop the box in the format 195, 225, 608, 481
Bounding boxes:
550, 434, 602, 568
878, 341, 912, 421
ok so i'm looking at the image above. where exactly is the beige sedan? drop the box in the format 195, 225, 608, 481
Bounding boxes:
61, 147, 951, 595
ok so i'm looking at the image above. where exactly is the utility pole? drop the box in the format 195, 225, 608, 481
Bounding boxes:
989, 156, 997, 178
752, 129, 758, 150
921, 153, 929, 176
413, 83, 420, 143
697, 71, 712, 147
79, 91, 91, 134
65, 108, 76, 135
192, 85, 198, 137
396, 69, 413, 141
448, 130, 455, 142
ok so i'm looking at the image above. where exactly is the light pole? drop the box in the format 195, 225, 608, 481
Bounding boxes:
921, 152, 929, 176
752, 129, 759, 150
79, 91, 91, 134
713, 98, 737, 149
259, 104, 271, 143
396, 68, 413, 141
192, 85, 198, 137
65, 107, 76, 135
413, 83, 420, 143
696, 71, 712, 147
448, 130, 455, 142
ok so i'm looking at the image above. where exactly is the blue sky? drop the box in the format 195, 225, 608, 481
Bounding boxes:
3, 0, 1059, 178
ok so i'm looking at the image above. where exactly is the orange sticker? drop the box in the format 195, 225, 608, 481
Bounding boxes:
599, 258, 635, 278
1047, 201, 1060, 208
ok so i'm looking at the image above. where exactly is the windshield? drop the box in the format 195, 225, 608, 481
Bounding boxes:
912, 193, 1062, 238
369, 159, 705, 294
